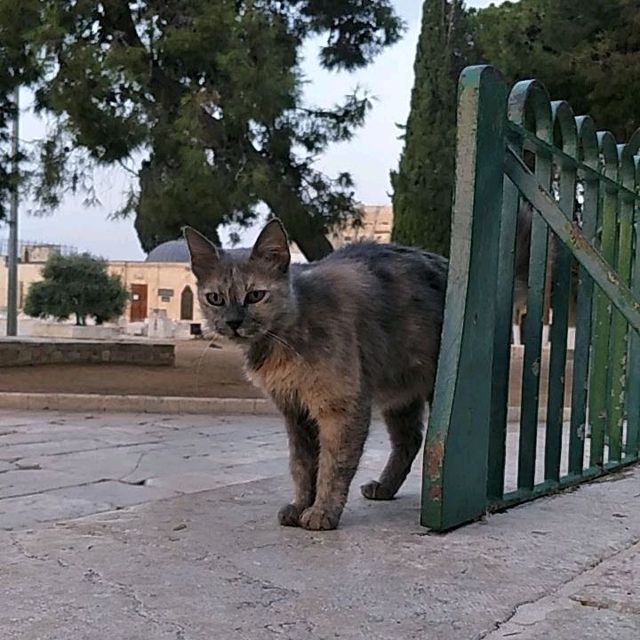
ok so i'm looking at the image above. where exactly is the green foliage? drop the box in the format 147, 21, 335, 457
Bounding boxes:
471, 0, 640, 141
24, 253, 128, 326
0, 0, 403, 259
0, 0, 42, 219
392, 0, 640, 257
391, 0, 472, 256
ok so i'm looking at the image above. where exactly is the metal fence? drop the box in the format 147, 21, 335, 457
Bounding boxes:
422, 66, 640, 531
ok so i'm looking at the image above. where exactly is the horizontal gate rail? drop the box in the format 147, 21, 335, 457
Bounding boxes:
504, 148, 640, 333
510, 125, 640, 199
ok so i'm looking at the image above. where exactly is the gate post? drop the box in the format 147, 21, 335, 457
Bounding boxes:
422, 66, 507, 531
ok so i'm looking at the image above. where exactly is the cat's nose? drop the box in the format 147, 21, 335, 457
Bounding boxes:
226, 319, 242, 332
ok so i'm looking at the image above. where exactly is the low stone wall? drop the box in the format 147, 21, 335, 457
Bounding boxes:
509, 345, 574, 409
0, 339, 175, 368
30, 323, 121, 340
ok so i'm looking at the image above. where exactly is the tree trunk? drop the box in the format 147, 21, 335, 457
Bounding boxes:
197, 106, 336, 262
254, 163, 334, 261
288, 225, 335, 262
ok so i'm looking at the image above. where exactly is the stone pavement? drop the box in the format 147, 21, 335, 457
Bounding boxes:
1, 411, 639, 639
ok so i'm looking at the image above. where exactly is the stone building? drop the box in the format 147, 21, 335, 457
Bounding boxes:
0, 246, 203, 327
0, 205, 394, 332
328, 204, 393, 248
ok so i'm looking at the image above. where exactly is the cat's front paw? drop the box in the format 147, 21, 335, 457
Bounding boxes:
299, 506, 341, 531
277, 503, 303, 527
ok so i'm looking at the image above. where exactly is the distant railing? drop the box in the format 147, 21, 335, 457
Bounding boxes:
0, 239, 77, 260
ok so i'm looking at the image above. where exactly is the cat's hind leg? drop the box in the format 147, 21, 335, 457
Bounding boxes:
361, 397, 424, 501
278, 409, 319, 527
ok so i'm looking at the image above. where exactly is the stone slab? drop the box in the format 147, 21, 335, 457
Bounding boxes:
0, 392, 279, 415
484, 541, 640, 639
0, 410, 639, 639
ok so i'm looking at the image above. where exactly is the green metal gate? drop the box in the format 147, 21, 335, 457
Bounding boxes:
422, 66, 640, 532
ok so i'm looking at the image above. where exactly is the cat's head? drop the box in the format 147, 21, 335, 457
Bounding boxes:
183, 218, 294, 344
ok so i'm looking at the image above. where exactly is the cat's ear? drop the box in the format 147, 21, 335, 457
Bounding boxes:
183, 227, 220, 280
250, 218, 290, 273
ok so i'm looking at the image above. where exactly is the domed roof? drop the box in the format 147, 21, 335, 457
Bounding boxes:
146, 239, 190, 263
144, 237, 308, 264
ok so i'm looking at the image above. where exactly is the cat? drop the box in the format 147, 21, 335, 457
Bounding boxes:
184, 218, 448, 530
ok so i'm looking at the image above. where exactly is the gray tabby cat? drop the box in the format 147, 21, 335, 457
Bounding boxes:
184, 219, 447, 530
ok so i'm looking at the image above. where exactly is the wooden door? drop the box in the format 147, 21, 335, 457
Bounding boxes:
130, 284, 148, 322
180, 286, 194, 321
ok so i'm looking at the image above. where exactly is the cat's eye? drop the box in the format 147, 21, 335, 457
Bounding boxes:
205, 292, 225, 306
244, 290, 267, 305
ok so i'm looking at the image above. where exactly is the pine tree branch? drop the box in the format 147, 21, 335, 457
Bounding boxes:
197, 103, 333, 260
100, 0, 183, 111
101, 0, 146, 49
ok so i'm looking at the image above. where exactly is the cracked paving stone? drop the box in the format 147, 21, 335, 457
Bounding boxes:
1, 411, 640, 639
482, 541, 640, 639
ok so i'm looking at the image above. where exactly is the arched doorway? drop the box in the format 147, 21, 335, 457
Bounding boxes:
180, 286, 194, 321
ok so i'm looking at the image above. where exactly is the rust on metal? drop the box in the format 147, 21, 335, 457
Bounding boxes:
426, 437, 445, 479
568, 222, 591, 251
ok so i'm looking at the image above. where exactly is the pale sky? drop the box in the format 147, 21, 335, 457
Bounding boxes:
2, 1, 501, 260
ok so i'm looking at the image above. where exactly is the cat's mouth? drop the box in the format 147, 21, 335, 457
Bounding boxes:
223, 328, 252, 343
209, 331, 251, 350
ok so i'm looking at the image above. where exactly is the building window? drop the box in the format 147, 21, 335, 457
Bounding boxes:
180, 286, 194, 321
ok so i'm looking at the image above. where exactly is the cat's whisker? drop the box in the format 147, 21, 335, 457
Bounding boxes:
265, 330, 294, 351
194, 333, 221, 394
265, 330, 304, 360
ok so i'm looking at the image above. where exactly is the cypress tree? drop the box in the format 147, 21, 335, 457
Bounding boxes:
391, 0, 471, 256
